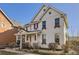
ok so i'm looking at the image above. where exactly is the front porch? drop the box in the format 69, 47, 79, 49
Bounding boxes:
15, 30, 41, 49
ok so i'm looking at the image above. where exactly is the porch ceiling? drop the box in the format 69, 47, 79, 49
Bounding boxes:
27, 30, 41, 34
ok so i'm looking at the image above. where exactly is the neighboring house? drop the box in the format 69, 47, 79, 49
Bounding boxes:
0, 8, 21, 46
15, 5, 68, 49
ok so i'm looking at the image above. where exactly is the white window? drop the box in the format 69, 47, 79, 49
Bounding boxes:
55, 18, 60, 28
34, 23, 38, 29
55, 33, 60, 44
42, 34, 46, 44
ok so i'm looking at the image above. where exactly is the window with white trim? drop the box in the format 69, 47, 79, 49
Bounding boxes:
34, 23, 38, 29
42, 21, 46, 29
42, 34, 46, 44
55, 18, 60, 28
55, 33, 60, 44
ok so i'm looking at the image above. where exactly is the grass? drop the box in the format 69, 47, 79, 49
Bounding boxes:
0, 51, 18, 55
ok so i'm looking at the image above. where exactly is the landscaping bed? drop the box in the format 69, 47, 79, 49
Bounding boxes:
22, 49, 64, 55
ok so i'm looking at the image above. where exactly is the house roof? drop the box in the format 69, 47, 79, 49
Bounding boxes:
24, 5, 68, 28
45, 4, 66, 15
24, 5, 49, 27
31, 5, 46, 23
0, 8, 21, 27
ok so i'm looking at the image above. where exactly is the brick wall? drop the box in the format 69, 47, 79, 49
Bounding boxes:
0, 28, 18, 45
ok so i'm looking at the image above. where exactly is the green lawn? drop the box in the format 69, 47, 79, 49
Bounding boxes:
0, 51, 18, 55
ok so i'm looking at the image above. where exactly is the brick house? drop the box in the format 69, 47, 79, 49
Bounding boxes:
0, 8, 21, 46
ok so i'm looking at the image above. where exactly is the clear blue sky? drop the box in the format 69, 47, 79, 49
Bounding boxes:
0, 3, 79, 36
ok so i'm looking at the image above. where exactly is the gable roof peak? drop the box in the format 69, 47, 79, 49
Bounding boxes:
0, 8, 13, 25
43, 4, 66, 15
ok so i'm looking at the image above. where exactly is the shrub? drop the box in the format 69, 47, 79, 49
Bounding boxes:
16, 40, 20, 46
33, 43, 39, 49
22, 42, 31, 49
15, 40, 20, 47
63, 41, 70, 53
0, 44, 7, 49
48, 43, 56, 50
8, 42, 16, 48
55, 44, 63, 51
32, 49, 39, 53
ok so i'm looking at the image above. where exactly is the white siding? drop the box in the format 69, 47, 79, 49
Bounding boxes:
39, 9, 66, 48
25, 7, 67, 48
33, 6, 48, 22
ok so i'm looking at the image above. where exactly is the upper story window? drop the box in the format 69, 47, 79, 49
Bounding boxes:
34, 23, 38, 29
42, 21, 46, 29
55, 18, 60, 28
42, 34, 46, 44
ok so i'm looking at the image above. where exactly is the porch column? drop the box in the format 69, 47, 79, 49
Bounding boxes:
20, 35, 22, 49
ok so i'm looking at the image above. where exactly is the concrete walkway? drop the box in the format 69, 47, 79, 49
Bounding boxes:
0, 48, 37, 55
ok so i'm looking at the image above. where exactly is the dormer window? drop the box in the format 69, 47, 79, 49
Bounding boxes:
55, 18, 60, 28
34, 23, 38, 29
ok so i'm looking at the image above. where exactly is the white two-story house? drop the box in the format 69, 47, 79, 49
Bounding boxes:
15, 5, 68, 49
